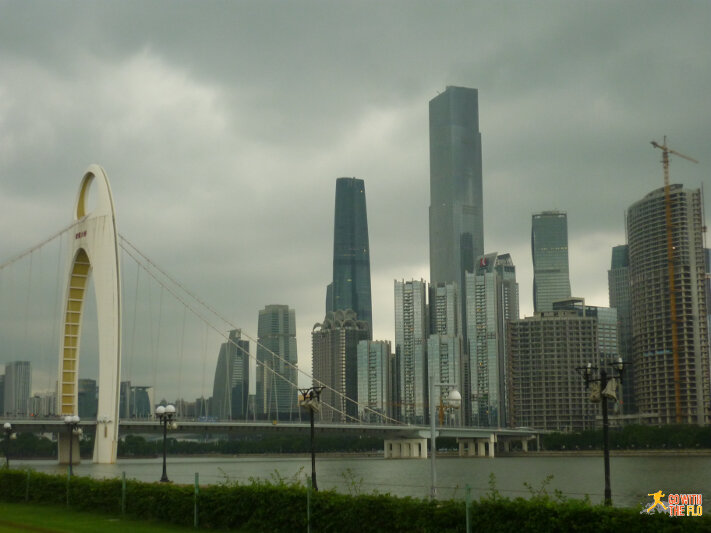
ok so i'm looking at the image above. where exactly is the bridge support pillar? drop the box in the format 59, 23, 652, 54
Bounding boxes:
57, 433, 81, 465
488, 434, 496, 458
521, 439, 529, 452
456, 439, 477, 457
384, 438, 427, 459
477, 439, 486, 457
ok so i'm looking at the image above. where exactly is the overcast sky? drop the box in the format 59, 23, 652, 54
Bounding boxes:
1, 1, 709, 402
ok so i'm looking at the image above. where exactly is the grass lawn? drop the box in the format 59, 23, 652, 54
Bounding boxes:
0, 502, 201, 533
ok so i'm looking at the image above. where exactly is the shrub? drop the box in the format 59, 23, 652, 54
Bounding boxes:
1, 469, 710, 532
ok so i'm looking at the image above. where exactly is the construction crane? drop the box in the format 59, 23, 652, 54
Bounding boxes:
650, 136, 698, 423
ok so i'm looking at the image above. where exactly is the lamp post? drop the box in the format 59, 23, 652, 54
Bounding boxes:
63, 415, 81, 478
3, 423, 16, 469
429, 382, 461, 500
298, 387, 323, 491
156, 404, 176, 483
577, 358, 625, 506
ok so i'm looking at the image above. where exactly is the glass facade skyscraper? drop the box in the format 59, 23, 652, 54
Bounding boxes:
78, 378, 98, 419
608, 244, 635, 413
329, 177, 372, 336
531, 211, 571, 312
212, 329, 250, 420
429, 86, 484, 301
256, 305, 298, 421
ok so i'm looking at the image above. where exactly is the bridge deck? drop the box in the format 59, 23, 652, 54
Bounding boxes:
1, 418, 542, 440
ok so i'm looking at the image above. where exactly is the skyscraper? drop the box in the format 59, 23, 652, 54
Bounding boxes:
531, 211, 571, 312
427, 282, 463, 424
627, 185, 710, 425
429, 86, 484, 318
356, 339, 392, 422
608, 245, 635, 413
3, 361, 30, 417
312, 309, 369, 422
256, 305, 298, 421
328, 177, 372, 336
465, 253, 519, 427
78, 379, 98, 419
394, 279, 428, 424
211, 329, 250, 420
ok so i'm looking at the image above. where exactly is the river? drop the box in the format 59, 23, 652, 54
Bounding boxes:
11, 454, 711, 508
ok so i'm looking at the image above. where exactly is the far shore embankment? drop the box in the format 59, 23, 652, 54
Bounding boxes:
499, 448, 711, 458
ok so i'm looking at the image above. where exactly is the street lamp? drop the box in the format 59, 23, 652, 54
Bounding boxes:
429, 382, 461, 500
298, 387, 323, 491
156, 404, 176, 483
577, 358, 625, 506
3, 423, 17, 469
63, 415, 82, 478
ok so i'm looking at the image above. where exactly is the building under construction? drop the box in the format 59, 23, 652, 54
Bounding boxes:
627, 184, 710, 425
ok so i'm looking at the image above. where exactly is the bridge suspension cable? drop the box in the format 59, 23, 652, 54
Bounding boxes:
0, 220, 81, 272
118, 234, 401, 425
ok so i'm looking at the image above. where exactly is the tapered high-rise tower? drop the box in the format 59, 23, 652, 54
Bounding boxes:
429, 86, 484, 295
328, 177, 372, 336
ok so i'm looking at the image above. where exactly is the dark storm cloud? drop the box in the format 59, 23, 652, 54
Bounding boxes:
1, 1, 709, 399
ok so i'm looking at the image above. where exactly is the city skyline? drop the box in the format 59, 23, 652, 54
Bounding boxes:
0, 3, 709, 401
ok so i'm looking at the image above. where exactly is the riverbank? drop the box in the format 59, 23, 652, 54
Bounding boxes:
12, 448, 711, 462
501, 449, 711, 458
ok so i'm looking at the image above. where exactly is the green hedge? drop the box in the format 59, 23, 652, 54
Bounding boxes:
0, 469, 709, 532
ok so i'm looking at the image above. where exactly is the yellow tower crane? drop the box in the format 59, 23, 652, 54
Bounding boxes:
650, 136, 698, 423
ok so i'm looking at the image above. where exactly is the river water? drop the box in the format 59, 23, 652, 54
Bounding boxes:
11, 454, 711, 508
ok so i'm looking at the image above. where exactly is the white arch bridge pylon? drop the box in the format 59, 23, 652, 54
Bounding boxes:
58, 165, 122, 464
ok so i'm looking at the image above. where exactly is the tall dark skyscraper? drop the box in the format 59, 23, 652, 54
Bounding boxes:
531, 211, 571, 312
328, 177, 372, 336
429, 86, 484, 294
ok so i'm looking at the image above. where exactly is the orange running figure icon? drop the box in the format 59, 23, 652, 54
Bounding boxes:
646, 491, 668, 513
